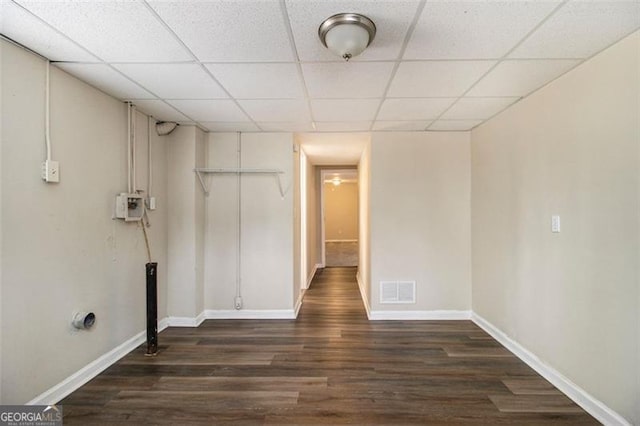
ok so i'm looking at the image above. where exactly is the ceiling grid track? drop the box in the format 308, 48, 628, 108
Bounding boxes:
425, 0, 571, 131
7, 0, 202, 125
5, 0, 638, 133
278, 0, 317, 132
140, 0, 262, 132
369, 0, 427, 131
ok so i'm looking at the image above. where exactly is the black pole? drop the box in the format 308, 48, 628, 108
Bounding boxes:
146, 262, 158, 356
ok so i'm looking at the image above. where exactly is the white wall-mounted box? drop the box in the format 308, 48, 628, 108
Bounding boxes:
115, 193, 144, 221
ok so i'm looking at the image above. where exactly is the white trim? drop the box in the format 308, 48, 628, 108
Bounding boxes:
369, 310, 471, 321
158, 317, 170, 330
204, 309, 297, 319
305, 263, 321, 289
471, 313, 631, 426
170, 309, 300, 323
26, 310, 629, 426
196, 311, 206, 326
166, 314, 205, 327
356, 271, 371, 319
325, 239, 358, 243
294, 290, 305, 317
27, 319, 170, 405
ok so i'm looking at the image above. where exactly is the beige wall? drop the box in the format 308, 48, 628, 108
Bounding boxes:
0, 37, 3, 401
203, 132, 237, 310
167, 125, 204, 318
205, 132, 294, 311
357, 141, 371, 306
471, 31, 639, 424
305, 160, 320, 284
293, 142, 301, 300
370, 132, 471, 313
0, 40, 168, 403
324, 182, 358, 241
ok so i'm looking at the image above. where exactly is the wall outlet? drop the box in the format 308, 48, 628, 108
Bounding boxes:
551, 215, 561, 233
41, 160, 60, 183
234, 296, 243, 310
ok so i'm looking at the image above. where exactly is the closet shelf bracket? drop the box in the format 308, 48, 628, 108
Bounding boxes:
193, 168, 287, 198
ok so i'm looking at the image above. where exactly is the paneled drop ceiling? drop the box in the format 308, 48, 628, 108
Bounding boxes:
1, 0, 638, 133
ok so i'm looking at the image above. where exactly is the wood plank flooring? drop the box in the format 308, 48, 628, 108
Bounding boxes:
61, 267, 598, 424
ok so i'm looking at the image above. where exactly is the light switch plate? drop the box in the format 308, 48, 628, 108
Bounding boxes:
551, 215, 561, 233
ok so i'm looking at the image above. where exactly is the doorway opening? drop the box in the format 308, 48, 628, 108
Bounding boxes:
321, 169, 359, 267
295, 132, 370, 308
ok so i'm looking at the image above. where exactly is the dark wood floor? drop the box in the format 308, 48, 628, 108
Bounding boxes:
62, 267, 598, 424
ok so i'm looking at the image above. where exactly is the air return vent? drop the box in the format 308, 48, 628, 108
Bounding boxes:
380, 281, 416, 304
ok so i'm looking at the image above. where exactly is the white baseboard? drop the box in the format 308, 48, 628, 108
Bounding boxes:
325, 239, 358, 243
30, 309, 626, 426
356, 271, 371, 319
166, 313, 205, 327
158, 317, 169, 331
168, 309, 299, 323
294, 290, 305, 317
27, 319, 169, 405
204, 309, 296, 319
369, 310, 471, 321
471, 313, 631, 426
305, 263, 321, 289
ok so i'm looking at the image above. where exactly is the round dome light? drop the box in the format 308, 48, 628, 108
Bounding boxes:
318, 13, 376, 61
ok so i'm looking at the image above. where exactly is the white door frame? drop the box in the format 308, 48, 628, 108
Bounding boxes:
319, 168, 358, 267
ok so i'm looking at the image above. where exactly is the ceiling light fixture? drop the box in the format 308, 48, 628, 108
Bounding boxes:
332, 177, 342, 186
318, 13, 376, 61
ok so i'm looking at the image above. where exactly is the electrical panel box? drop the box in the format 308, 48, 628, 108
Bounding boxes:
115, 193, 144, 221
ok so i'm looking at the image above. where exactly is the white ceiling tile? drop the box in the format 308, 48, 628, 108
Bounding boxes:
388, 61, 496, 97
377, 98, 456, 121
148, 1, 293, 62
129, 100, 191, 122
238, 100, 310, 122
15, 0, 191, 62
302, 62, 395, 98
54, 64, 154, 100
167, 100, 249, 122
467, 59, 580, 97
286, 0, 421, 61
511, 1, 640, 59
258, 122, 315, 132
372, 121, 431, 131
199, 122, 260, 132
0, 1, 97, 62
442, 97, 520, 120
206, 63, 303, 99
300, 133, 369, 165
311, 99, 380, 122
405, 1, 561, 60
315, 122, 372, 132
113, 64, 227, 99
429, 120, 483, 131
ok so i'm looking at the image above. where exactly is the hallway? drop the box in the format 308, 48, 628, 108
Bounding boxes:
61, 268, 596, 424
324, 241, 359, 267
